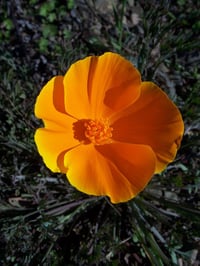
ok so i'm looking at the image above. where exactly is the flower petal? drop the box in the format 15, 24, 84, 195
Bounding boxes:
63, 142, 156, 203
35, 129, 80, 172
34, 75, 81, 172
112, 82, 184, 172
35, 76, 74, 130
64, 52, 141, 119
96, 142, 156, 201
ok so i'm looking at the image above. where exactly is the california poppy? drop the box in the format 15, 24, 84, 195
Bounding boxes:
34, 52, 184, 203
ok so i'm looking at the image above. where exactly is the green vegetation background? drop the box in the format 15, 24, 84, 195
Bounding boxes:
0, 0, 199, 265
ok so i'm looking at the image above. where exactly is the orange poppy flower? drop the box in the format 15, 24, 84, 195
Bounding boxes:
34, 52, 184, 203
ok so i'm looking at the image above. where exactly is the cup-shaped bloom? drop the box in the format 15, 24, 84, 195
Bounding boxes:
34, 52, 184, 203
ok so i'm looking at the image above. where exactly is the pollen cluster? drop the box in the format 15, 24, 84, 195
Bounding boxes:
84, 119, 113, 145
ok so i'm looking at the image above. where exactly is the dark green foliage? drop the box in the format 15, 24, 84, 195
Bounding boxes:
0, 0, 199, 265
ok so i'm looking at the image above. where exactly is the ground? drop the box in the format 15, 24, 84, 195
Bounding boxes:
0, 0, 200, 265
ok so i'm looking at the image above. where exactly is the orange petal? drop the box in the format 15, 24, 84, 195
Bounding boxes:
63, 143, 156, 203
34, 75, 80, 171
34, 129, 80, 172
112, 82, 184, 173
64, 52, 141, 120
35, 76, 75, 130
96, 142, 156, 201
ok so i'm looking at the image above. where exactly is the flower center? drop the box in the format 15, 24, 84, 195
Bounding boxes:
84, 119, 113, 145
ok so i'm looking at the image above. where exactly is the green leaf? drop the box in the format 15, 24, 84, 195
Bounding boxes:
67, 0, 75, 10
42, 24, 57, 37
3, 19, 14, 30
39, 38, 48, 52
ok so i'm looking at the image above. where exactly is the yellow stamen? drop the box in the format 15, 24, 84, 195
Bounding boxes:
84, 119, 113, 145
